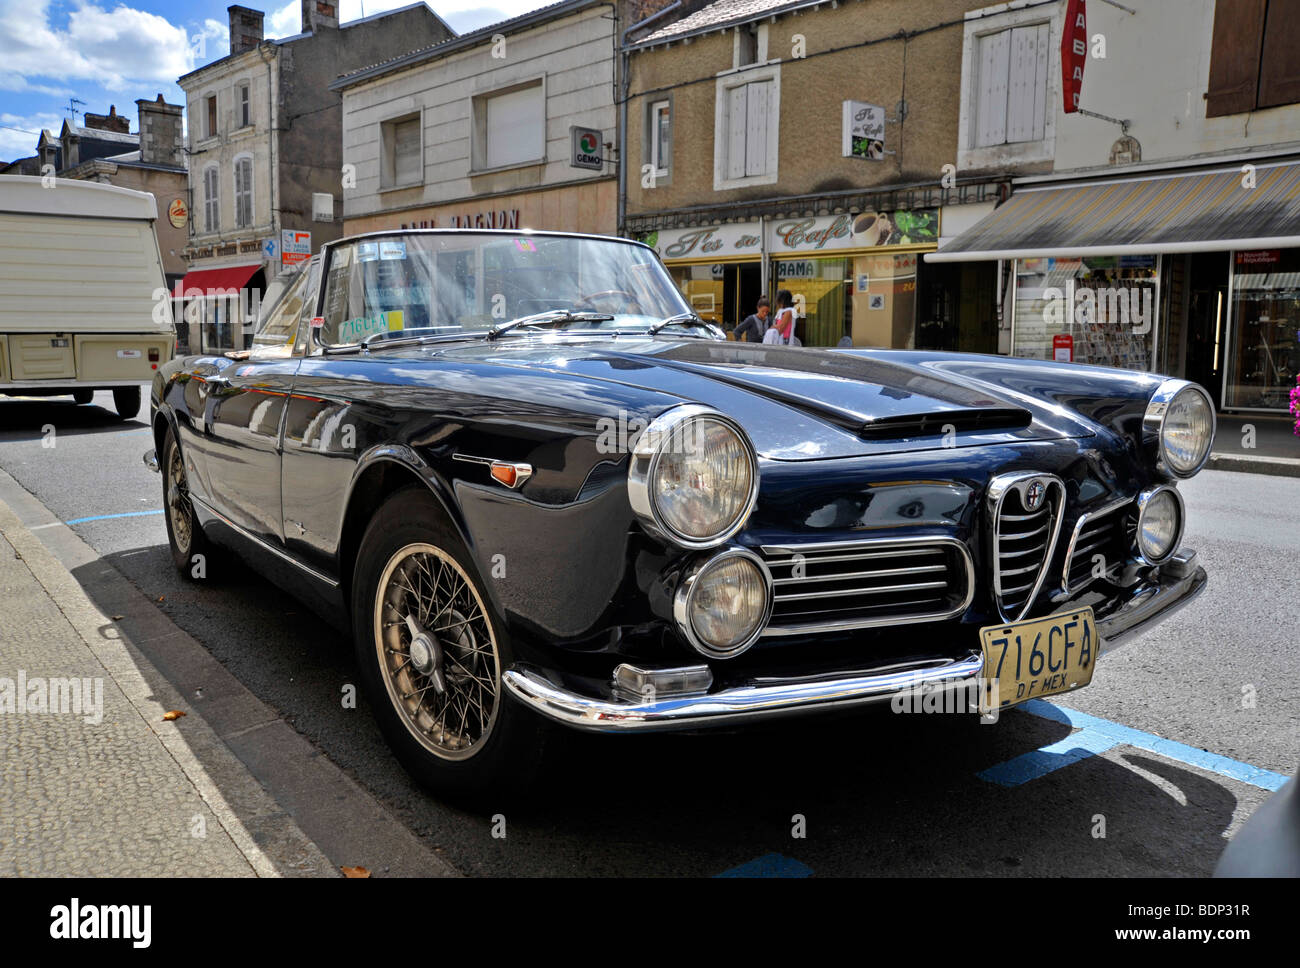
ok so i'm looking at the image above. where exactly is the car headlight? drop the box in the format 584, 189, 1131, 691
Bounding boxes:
1134, 485, 1184, 564
628, 405, 759, 548
1144, 380, 1215, 479
673, 549, 772, 658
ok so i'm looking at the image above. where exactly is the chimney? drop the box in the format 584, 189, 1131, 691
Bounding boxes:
83, 105, 130, 134
136, 95, 184, 167
228, 5, 265, 55
301, 0, 339, 33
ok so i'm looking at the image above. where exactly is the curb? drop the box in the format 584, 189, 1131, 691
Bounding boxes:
1207, 453, 1300, 478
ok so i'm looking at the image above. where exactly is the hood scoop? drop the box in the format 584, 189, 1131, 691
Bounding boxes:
859, 407, 1033, 441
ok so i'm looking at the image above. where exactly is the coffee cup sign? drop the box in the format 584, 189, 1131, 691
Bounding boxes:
842, 100, 885, 161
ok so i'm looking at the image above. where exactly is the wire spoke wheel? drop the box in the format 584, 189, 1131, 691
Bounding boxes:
373, 543, 501, 761
166, 443, 193, 555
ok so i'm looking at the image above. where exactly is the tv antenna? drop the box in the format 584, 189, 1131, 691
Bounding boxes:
66, 97, 86, 123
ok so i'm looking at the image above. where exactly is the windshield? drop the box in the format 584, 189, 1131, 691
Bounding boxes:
318, 232, 692, 345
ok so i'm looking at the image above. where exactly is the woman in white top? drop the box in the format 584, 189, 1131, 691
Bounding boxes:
762, 289, 800, 346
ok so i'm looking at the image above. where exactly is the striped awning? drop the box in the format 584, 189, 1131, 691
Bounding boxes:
926, 161, 1300, 262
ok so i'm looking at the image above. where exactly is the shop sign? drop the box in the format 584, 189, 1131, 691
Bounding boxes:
647, 223, 763, 260
400, 209, 521, 230
775, 260, 817, 278
770, 209, 938, 253
167, 198, 188, 229
1236, 249, 1281, 266
281, 230, 311, 267
1053, 333, 1074, 363
842, 101, 885, 160
570, 126, 604, 171
1061, 0, 1087, 113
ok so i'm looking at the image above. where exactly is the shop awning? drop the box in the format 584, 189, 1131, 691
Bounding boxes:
173, 263, 263, 298
926, 161, 1300, 262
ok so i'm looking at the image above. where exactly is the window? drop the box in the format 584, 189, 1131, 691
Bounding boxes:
234, 156, 253, 229
473, 81, 544, 171
973, 24, 1049, 147
648, 100, 671, 178
203, 165, 219, 233
251, 262, 312, 356
732, 22, 767, 69
238, 82, 250, 127
713, 65, 780, 190
381, 114, 422, 189
205, 94, 217, 139
1206, 0, 1300, 116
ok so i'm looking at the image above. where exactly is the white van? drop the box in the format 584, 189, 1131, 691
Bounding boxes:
0, 174, 175, 419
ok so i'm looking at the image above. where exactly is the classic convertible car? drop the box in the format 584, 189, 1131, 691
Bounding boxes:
145, 229, 1211, 799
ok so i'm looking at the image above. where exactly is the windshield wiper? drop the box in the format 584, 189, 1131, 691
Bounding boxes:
647, 312, 720, 336
486, 309, 614, 340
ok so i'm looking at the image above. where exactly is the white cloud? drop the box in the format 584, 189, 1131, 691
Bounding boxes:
264, 0, 555, 40
0, 110, 63, 159
0, 0, 196, 91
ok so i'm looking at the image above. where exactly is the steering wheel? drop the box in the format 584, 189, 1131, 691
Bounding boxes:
574, 289, 640, 315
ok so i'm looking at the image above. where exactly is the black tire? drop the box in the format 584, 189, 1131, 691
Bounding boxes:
113, 386, 141, 419
72, 389, 94, 405
351, 487, 548, 804
161, 425, 214, 576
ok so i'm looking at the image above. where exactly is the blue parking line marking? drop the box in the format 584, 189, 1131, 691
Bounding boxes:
978, 699, 1290, 791
717, 853, 814, 878
65, 510, 164, 525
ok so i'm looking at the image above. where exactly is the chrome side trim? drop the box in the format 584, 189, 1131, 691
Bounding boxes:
190, 494, 340, 589
988, 472, 1066, 622
142, 448, 159, 473
758, 535, 975, 636
672, 547, 774, 659
502, 651, 986, 732
1059, 496, 1132, 594
1142, 379, 1216, 479
626, 404, 760, 550
452, 452, 534, 488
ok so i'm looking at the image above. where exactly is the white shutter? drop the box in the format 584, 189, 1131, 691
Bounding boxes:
204, 167, 219, 233
394, 118, 421, 184
726, 85, 748, 179
485, 85, 543, 168
1006, 25, 1049, 143
975, 30, 1010, 147
1031, 22, 1049, 141
744, 80, 771, 176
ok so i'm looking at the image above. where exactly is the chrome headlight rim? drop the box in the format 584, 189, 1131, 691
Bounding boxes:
627, 404, 760, 550
1143, 379, 1216, 480
672, 547, 773, 660
1133, 484, 1185, 566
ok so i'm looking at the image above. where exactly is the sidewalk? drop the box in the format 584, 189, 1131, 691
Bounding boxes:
1209, 413, 1300, 477
0, 497, 334, 877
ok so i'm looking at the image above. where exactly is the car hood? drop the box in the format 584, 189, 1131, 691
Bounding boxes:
401, 337, 1097, 461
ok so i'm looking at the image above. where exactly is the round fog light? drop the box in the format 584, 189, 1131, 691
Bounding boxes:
674, 550, 772, 658
1136, 487, 1183, 564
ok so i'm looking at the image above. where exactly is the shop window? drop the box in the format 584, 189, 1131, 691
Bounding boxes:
713, 65, 780, 190
203, 165, 220, 233
1011, 257, 1159, 372
472, 81, 545, 172
1206, 0, 1300, 116
1224, 248, 1300, 409
381, 113, 423, 189
234, 155, 253, 229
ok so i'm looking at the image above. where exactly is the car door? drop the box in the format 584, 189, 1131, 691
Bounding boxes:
200, 262, 315, 544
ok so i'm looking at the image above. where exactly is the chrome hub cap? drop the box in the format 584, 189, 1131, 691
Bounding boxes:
166, 447, 192, 553
374, 544, 500, 761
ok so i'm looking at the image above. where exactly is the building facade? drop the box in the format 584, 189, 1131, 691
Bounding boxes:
335, 0, 619, 238
176, 1, 453, 353
931, 0, 1300, 415
622, 0, 1007, 349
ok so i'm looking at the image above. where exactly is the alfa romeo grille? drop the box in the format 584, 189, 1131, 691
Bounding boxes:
991, 474, 1065, 621
759, 538, 974, 636
1063, 499, 1135, 593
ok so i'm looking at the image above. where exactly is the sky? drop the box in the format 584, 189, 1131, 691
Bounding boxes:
0, 0, 556, 161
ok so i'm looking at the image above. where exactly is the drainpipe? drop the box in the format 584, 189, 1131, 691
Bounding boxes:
619, 1, 683, 239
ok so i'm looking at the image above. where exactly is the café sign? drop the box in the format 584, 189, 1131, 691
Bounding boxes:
649, 209, 938, 260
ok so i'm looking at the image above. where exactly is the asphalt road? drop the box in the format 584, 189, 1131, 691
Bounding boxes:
0, 389, 1295, 876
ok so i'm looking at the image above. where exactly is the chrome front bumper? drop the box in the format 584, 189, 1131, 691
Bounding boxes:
503, 552, 1208, 733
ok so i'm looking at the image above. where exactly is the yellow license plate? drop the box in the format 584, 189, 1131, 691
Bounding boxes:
979, 607, 1097, 713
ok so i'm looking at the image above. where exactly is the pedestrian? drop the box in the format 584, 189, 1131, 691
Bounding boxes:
734, 297, 770, 342
762, 290, 801, 346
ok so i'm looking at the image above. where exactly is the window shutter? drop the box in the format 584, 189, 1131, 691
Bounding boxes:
1259, 0, 1300, 108
205, 167, 219, 232
975, 30, 1011, 147
744, 80, 770, 176
1005, 25, 1040, 143
394, 118, 421, 184
726, 85, 748, 179
484, 86, 543, 169
1205, 0, 1267, 117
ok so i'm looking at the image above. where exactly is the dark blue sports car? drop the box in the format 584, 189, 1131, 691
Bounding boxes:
146, 229, 1212, 800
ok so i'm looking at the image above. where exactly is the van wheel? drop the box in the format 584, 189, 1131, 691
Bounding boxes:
161, 426, 213, 576
113, 386, 141, 419
72, 389, 93, 405
352, 487, 548, 804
